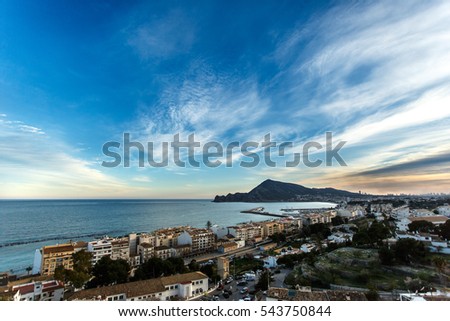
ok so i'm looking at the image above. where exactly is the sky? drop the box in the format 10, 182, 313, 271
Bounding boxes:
0, 0, 450, 199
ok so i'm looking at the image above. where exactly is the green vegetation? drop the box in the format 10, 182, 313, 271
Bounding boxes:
54, 250, 93, 288
439, 220, 450, 240
352, 221, 391, 246
255, 269, 273, 291
200, 264, 220, 283
86, 256, 130, 288
408, 220, 435, 233
132, 257, 187, 281
232, 257, 263, 275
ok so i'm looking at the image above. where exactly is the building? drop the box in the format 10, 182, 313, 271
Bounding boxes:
259, 221, 284, 237
129, 233, 138, 256
154, 246, 173, 260
391, 206, 410, 219
68, 272, 208, 301
397, 215, 449, 232
40, 243, 75, 276
11, 280, 64, 301
327, 232, 353, 244
217, 257, 229, 280
278, 217, 302, 233
111, 238, 130, 261
218, 242, 238, 254
172, 244, 192, 257
154, 226, 186, 248
263, 256, 278, 268
437, 205, 450, 217
408, 216, 449, 226
138, 242, 154, 263
211, 225, 228, 239
128, 255, 141, 268
87, 239, 112, 265
300, 243, 316, 253
73, 241, 88, 252
177, 228, 215, 254
228, 223, 264, 242
302, 211, 336, 225
412, 209, 435, 217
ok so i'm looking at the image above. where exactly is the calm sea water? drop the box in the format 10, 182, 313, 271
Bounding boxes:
0, 200, 336, 273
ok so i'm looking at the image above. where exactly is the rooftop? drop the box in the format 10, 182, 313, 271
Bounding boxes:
409, 216, 448, 223
42, 244, 74, 255
68, 272, 208, 301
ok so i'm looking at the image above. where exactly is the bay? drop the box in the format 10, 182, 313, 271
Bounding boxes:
0, 200, 336, 273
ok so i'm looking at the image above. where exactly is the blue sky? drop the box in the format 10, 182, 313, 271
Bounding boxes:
1, 0, 450, 198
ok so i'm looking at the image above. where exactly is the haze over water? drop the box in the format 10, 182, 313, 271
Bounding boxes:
0, 200, 335, 273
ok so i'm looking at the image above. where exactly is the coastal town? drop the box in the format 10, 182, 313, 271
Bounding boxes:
1, 196, 449, 302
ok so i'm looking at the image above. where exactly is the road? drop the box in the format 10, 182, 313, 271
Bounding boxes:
198, 268, 293, 301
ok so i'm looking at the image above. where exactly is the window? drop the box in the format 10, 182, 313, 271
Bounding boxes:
175, 285, 178, 289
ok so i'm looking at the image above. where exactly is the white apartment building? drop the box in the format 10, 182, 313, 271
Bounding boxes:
87, 239, 113, 265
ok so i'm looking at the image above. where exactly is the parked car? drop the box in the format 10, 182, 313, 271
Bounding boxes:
240, 287, 248, 294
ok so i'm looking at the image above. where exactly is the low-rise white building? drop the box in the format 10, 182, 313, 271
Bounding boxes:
328, 232, 353, 244
391, 206, 410, 219
263, 256, 278, 269
412, 209, 434, 217
68, 271, 208, 301
12, 280, 64, 301
437, 205, 450, 217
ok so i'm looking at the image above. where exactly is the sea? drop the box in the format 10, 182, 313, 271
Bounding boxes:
0, 200, 336, 274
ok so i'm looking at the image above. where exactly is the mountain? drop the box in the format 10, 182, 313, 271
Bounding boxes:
213, 179, 365, 202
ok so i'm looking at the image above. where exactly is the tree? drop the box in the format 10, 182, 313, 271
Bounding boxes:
353, 221, 391, 246
54, 265, 67, 283
432, 256, 447, 286
25, 266, 32, 276
206, 220, 212, 230
69, 250, 93, 287
439, 220, 450, 240
393, 239, 428, 264
270, 232, 286, 244
86, 256, 130, 288
378, 246, 395, 265
255, 269, 273, 291
365, 289, 380, 301
188, 259, 200, 271
331, 216, 345, 226
408, 220, 435, 233
166, 257, 188, 274
133, 257, 168, 281
200, 264, 220, 283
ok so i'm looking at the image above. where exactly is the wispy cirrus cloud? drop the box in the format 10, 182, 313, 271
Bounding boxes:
256, 0, 450, 193
126, 9, 196, 59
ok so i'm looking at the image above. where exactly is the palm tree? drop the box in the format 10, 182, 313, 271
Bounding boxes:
25, 266, 32, 276
432, 256, 447, 286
